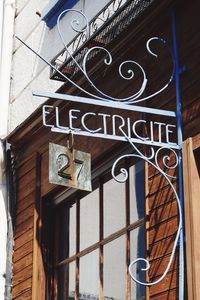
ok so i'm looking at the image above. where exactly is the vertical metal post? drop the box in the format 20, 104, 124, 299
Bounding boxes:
172, 11, 184, 300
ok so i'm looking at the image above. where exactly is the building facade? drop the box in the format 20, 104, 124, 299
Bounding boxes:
0, 0, 200, 299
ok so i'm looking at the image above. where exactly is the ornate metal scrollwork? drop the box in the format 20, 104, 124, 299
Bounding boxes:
111, 128, 182, 286
57, 9, 175, 104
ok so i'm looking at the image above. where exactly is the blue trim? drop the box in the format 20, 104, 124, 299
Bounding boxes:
172, 10, 185, 300
42, 0, 79, 29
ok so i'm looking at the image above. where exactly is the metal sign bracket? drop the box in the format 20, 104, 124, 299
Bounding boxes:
15, 7, 185, 298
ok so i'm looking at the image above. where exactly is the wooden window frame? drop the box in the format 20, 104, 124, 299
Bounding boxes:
50, 159, 146, 300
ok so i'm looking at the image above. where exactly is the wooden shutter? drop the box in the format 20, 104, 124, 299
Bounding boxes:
183, 137, 200, 300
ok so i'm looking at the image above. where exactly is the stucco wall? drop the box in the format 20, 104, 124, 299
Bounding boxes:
9, 0, 111, 133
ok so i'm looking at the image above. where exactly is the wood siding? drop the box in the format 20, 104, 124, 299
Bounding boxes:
12, 153, 41, 300
147, 156, 179, 299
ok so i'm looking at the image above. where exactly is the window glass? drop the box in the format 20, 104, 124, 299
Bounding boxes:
104, 235, 126, 299
130, 225, 145, 299
104, 174, 126, 237
79, 250, 99, 297
69, 202, 76, 256
80, 188, 99, 250
69, 261, 76, 299
130, 161, 145, 223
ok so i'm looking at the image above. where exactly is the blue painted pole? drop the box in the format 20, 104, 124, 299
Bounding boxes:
172, 10, 185, 300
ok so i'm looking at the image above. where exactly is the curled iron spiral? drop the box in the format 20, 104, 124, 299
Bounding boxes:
111, 129, 181, 286
57, 10, 175, 104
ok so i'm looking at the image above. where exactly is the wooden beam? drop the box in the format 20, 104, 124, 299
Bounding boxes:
32, 153, 46, 300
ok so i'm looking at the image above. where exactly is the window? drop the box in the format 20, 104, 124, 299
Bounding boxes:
43, 158, 146, 300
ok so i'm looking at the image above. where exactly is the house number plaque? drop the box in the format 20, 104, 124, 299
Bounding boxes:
49, 143, 92, 191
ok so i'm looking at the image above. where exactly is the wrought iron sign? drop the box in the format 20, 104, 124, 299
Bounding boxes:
16, 7, 184, 298
43, 103, 177, 149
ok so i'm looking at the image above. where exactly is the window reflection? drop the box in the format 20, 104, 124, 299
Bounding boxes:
79, 250, 99, 297
80, 188, 99, 250
68, 262, 76, 299
130, 161, 144, 223
130, 225, 145, 299
104, 235, 126, 299
104, 174, 125, 237
69, 203, 76, 257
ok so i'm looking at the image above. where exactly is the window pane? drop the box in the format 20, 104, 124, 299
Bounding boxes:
104, 174, 125, 237
80, 188, 99, 250
69, 261, 76, 299
129, 161, 144, 223
79, 250, 99, 298
130, 225, 145, 299
104, 235, 126, 299
69, 203, 76, 257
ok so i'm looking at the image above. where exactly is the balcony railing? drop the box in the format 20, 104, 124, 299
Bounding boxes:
50, 0, 155, 81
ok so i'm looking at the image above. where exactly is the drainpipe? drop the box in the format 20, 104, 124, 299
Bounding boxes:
0, 141, 8, 300
0, 0, 16, 299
